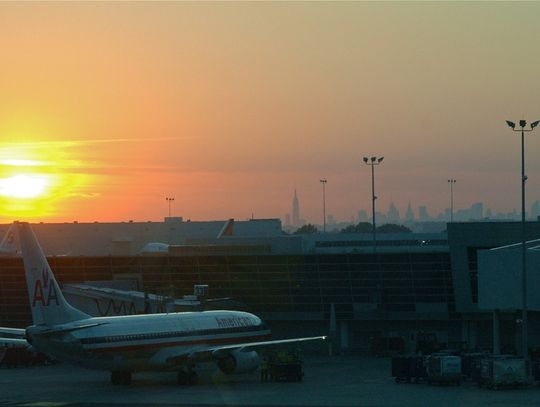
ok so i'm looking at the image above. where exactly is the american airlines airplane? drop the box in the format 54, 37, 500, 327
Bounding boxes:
15, 221, 324, 385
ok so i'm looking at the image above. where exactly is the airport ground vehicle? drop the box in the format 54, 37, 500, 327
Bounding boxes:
267, 351, 303, 382
461, 352, 488, 382
478, 356, 528, 389
392, 355, 427, 383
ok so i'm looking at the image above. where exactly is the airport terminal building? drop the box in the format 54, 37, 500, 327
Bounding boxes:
1, 218, 540, 354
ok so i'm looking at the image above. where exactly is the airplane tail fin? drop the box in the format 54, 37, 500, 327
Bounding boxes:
15, 222, 90, 326
217, 219, 234, 238
0, 223, 18, 255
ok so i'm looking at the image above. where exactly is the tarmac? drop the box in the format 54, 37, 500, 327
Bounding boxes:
1, 355, 540, 407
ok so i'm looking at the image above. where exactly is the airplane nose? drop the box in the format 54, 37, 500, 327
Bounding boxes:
24, 329, 34, 345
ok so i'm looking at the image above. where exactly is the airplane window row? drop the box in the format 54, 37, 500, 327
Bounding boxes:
81, 324, 269, 345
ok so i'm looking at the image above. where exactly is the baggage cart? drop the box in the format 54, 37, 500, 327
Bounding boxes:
267, 350, 304, 382
479, 356, 528, 389
426, 354, 461, 385
392, 355, 426, 383
533, 360, 540, 385
392, 356, 410, 383
462, 352, 488, 382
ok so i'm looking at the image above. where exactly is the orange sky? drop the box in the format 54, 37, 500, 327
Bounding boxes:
0, 2, 540, 224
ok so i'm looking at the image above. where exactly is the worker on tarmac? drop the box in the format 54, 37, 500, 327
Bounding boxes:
260, 357, 269, 383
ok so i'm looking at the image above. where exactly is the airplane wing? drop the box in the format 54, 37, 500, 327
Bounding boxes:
0, 327, 26, 339
164, 335, 326, 365
36, 322, 107, 337
206, 335, 326, 357
0, 338, 30, 348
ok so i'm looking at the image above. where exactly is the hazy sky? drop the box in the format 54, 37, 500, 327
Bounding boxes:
0, 2, 539, 224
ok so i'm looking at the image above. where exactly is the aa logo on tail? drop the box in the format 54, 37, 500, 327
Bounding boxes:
32, 268, 59, 307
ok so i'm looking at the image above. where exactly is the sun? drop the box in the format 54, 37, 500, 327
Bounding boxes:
0, 174, 50, 198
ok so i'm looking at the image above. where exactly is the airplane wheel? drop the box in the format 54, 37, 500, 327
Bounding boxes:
111, 371, 122, 385
122, 372, 132, 385
177, 371, 189, 385
188, 371, 198, 385
111, 371, 131, 385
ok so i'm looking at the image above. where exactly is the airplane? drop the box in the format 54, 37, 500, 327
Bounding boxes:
140, 218, 235, 254
15, 221, 324, 385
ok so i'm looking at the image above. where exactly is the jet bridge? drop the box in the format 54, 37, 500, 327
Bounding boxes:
63, 284, 176, 316
62, 283, 241, 317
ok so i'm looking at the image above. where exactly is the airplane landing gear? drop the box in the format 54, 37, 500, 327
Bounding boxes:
177, 370, 198, 385
111, 371, 132, 385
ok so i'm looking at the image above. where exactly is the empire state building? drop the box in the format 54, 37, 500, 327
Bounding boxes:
292, 188, 300, 227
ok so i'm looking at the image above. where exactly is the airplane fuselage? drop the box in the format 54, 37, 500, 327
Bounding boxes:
26, 310, 270, 371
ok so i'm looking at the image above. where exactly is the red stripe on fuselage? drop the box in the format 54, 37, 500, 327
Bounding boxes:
84, 332, 272, 353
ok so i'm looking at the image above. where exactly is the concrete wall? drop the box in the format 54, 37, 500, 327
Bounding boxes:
478, 245, 540, 311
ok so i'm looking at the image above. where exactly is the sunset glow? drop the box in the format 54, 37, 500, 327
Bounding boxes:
0, 174, 49, 199
0, 3, 539, 223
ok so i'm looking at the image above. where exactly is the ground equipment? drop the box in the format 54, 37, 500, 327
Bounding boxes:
426, 354, 461, 385
479, 356, 528, 389
392, 355, 427, 383
267, 350, 303, 382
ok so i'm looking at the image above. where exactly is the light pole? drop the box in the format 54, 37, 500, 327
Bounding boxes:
320, 179, 327, 232
166, 197, 175, 217
506, 118, 540, 360
363, 156, 384, 252
448, 179, 456, 222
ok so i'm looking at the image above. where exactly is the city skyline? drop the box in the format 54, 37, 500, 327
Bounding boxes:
1, 3, 540, 223
284, 186, 540, 230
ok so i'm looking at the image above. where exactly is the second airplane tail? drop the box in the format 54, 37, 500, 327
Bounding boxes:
15, 222, 90, 326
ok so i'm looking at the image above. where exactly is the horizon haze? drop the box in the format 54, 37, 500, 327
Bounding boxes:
1, 2, 540, 224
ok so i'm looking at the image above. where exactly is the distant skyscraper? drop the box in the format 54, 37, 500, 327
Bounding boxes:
292, 188, 300, 227
376, 211, 387, 224
285, 213, 291, 226
358, 209, 368, 222
470, 202, 483, 220
327, 214, 336, 225
405, 201, 415, 221
387, 201, 400, 223
532, 200, 540, 220
418, 205, 430, 221
444, 208, 451, 221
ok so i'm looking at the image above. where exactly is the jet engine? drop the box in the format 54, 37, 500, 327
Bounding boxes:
217, 350, 260, 374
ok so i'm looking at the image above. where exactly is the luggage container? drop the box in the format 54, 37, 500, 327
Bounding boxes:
462, 352, 488, 382
392, 356, 427, 383
533, 360, 540, 385
392, 356, 410, 383
426, 354, 461, 385
479, 356, 528, 389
